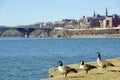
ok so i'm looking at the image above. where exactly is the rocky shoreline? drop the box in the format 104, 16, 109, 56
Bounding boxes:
43, 58, 120, 80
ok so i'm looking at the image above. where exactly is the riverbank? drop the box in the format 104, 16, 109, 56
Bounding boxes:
70, 34, 120, 38
43, 58, 120, 80
52, 28, 120, 38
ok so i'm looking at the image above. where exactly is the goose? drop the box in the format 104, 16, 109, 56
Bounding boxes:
96, 52, 114, 70
58, 60, 78, 78
80, 60, 97, 74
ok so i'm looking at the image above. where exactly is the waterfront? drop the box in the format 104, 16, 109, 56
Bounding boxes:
0, 38, 120, 80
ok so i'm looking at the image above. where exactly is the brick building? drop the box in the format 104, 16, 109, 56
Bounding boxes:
104, 14, 120, 28
81, 8, 120, 28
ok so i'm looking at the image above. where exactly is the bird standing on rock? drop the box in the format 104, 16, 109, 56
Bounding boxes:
58, 60, 78, 79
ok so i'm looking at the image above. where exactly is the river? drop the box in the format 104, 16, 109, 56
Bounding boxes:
0, 38, 120, 80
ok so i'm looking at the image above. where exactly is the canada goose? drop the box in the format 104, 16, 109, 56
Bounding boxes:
96, 52, 114, 70
58, 60, 78, 78
80, 60, 97, 74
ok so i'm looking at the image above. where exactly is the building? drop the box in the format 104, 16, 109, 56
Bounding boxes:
82, 14, 105, 28
62, 19, 76, 25
81, 8, 120, 28
103, 14, 120, 28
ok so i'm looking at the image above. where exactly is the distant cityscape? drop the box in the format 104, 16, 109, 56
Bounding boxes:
0, 8, 120, 28
0, 8, 120, 38
53, 8, 120, 29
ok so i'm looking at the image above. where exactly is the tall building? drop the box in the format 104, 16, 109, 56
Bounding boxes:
103, 8, 120, 27
93, 11, 96, 18
106, 8, 108, 17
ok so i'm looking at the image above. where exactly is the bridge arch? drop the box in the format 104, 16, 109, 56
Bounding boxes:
0, 27, 54, 37
1, 29, 24, 37
29, 29, 48, 37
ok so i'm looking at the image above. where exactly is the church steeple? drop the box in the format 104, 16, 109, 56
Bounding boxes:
93, 11, 96, 18
106, 8, 108, 17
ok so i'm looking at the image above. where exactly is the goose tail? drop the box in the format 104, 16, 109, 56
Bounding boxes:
91, 66, 98, 69
110, 63, 115, 67
71, 68, 78, 73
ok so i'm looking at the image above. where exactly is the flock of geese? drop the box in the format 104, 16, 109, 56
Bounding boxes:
57, 52, 115, 79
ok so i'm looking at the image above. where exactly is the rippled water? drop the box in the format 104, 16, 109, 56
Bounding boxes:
0, 38, 120, 80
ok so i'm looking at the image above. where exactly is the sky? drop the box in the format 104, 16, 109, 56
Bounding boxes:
0, 0, 120, 26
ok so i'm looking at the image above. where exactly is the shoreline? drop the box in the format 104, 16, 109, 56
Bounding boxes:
43, 58, 120, 80
70, 34, 120, 38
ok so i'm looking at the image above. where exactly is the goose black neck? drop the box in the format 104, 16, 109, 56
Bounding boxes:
60, 62, 63, 66
98, 54, 101, 60
81, 61, 84, 65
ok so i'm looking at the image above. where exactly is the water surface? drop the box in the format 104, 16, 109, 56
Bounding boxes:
0, 38, 120, 80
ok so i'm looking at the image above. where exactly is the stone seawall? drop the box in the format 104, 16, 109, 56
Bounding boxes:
52, 28, 120, 38
71, 34, 120, 38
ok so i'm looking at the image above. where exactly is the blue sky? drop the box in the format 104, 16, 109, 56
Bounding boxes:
0, 0, 120, 26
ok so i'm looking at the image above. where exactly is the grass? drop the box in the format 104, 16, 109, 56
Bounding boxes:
43, 58, 120, 80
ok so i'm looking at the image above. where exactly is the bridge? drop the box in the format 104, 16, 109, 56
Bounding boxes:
0, 27, 54, 37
